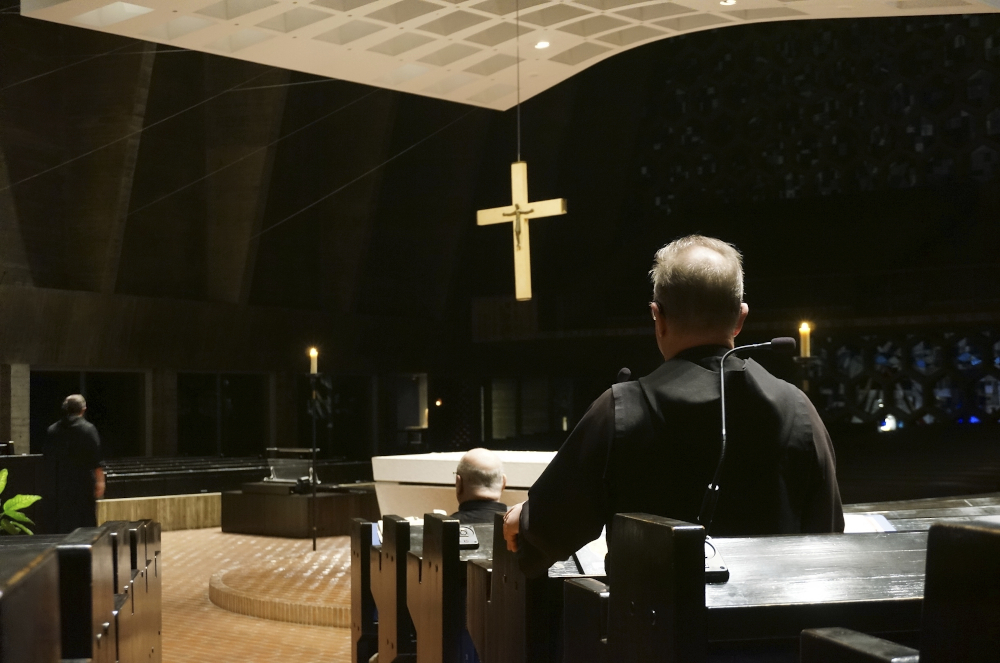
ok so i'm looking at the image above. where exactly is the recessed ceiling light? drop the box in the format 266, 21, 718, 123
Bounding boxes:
535, 41, 550, 49
720, 0, 736, 5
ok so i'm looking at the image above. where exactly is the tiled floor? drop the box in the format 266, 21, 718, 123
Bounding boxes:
162, 528, 352, 663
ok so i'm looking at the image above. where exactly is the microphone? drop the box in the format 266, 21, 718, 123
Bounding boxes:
698, 337, 797, 533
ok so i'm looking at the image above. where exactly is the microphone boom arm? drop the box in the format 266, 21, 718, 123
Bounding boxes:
697, 337, 795, 534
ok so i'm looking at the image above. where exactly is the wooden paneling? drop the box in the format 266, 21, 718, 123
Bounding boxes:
98, 493, 221, 531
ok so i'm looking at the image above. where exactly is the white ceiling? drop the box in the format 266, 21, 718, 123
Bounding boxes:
22, 0, 1000, 110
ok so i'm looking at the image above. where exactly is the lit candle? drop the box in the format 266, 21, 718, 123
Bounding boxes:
798, 322, 812, 358
309, 347, 318, 374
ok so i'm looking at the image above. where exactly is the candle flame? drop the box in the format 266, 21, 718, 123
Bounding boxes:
308, 347, 319, 358
799, 322, 811, 333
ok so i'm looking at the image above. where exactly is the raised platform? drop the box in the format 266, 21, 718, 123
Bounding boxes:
208, 539, 352, 627
221, 483, 380, 538
98, 492, 221, 531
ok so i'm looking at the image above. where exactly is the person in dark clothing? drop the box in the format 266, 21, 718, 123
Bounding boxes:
451, 448, 508, 524
43, 394, 104, 533
502, 235, 844, 577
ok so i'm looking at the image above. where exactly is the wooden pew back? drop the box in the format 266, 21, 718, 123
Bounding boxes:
0, 546, 61, 663
920, 520, 1000, 662
469, 512, 591, 663
370, 516, 417, 662
350, 518, 378, 663
607, 514, 706, 663
406, 514, 462, 663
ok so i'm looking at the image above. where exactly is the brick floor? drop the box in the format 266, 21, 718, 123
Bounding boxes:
162, 528, 352, 663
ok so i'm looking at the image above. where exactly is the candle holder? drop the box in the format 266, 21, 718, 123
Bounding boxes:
793, 356, 824, 393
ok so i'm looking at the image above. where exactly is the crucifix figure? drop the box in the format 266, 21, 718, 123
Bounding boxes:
477, 161, 567, 301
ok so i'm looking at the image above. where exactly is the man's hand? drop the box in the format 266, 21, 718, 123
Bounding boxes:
94, 467, 106, 500
503, 502, 523, 552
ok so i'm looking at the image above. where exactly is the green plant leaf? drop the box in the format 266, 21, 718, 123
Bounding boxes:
3, 494, 41, 517
0, 518, 19, 535
0, 468, 7, 496
9, 520, 32, 535
3, 508, 33, 525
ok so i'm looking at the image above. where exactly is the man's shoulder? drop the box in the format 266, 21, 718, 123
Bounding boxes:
77, 418, 98, 432
744, 360, 810, 405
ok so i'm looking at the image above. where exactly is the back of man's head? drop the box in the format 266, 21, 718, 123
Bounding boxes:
62, 394, 87, 417
456, 448, 505, 503
649, 235, 744, 333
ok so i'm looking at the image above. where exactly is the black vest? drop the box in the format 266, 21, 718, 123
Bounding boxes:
607, 348, 818, 537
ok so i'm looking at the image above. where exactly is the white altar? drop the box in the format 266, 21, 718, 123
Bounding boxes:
371, 450, 556, 518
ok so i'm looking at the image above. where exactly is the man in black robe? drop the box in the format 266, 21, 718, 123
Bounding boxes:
503, 235, 844, 576
42, 394, 104, 533
451, 448, 508, 524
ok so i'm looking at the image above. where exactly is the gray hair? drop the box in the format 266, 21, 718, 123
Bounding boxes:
649, 235, 744, 332
62, 394, 87, 416
456, 454, 504, 493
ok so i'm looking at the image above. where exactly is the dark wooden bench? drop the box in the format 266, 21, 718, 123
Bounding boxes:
222, 483, 379, 538
406, 514, 493, 663
845, 492, 1000, 532
0, 520, 162, 663
0, 544, 61, 662
466, 513, 605, 663
0, 527, 118, 663
801, 519, 1000, 663
370, 515, 418, 662
563, 514, 929, 663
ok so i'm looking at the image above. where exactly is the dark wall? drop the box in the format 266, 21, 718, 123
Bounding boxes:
3, 11, 1000, 456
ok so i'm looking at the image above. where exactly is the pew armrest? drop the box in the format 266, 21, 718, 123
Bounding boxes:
801, 628, 920, 663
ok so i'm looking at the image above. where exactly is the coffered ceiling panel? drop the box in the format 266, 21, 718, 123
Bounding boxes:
21, 0, 1000, 110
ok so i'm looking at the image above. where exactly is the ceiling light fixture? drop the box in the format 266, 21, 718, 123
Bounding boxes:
720, 0, 736, 5
535, 40, 550, 49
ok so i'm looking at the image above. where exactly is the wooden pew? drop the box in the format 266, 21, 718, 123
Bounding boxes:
801, 519, 1000, 662
128, 520, 163, 663
845, 492, 1000, 532
0, 522, 163, 663
562, 514, 705, 663
370, 516, 418, 662
0, 545, 61, 662
104, 520, 138, 663
406, 514, 493, 663
466, 513, 605, 663
0, 528, 118, 663
564, 514, 929, 662
351, 518, 378, 663
407, 514, 461, 663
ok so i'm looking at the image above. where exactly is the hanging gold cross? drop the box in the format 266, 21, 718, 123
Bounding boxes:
477, 161, 567, 301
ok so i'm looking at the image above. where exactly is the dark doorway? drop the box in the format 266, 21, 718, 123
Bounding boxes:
30, 371, 145, 459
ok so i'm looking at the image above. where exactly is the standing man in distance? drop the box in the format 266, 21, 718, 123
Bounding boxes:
503, 235, 844, 576
451, 447, 508, 524
43, 394, 104, 533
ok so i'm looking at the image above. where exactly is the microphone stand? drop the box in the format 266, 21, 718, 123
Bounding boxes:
698, 337, 796, 583
698, 340, 778, 531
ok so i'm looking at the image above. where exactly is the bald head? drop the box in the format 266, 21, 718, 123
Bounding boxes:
455, 448, 506, 504
649, 235, 744, 334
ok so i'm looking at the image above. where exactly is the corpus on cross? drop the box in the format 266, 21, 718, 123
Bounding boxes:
477, 161, 567, 301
